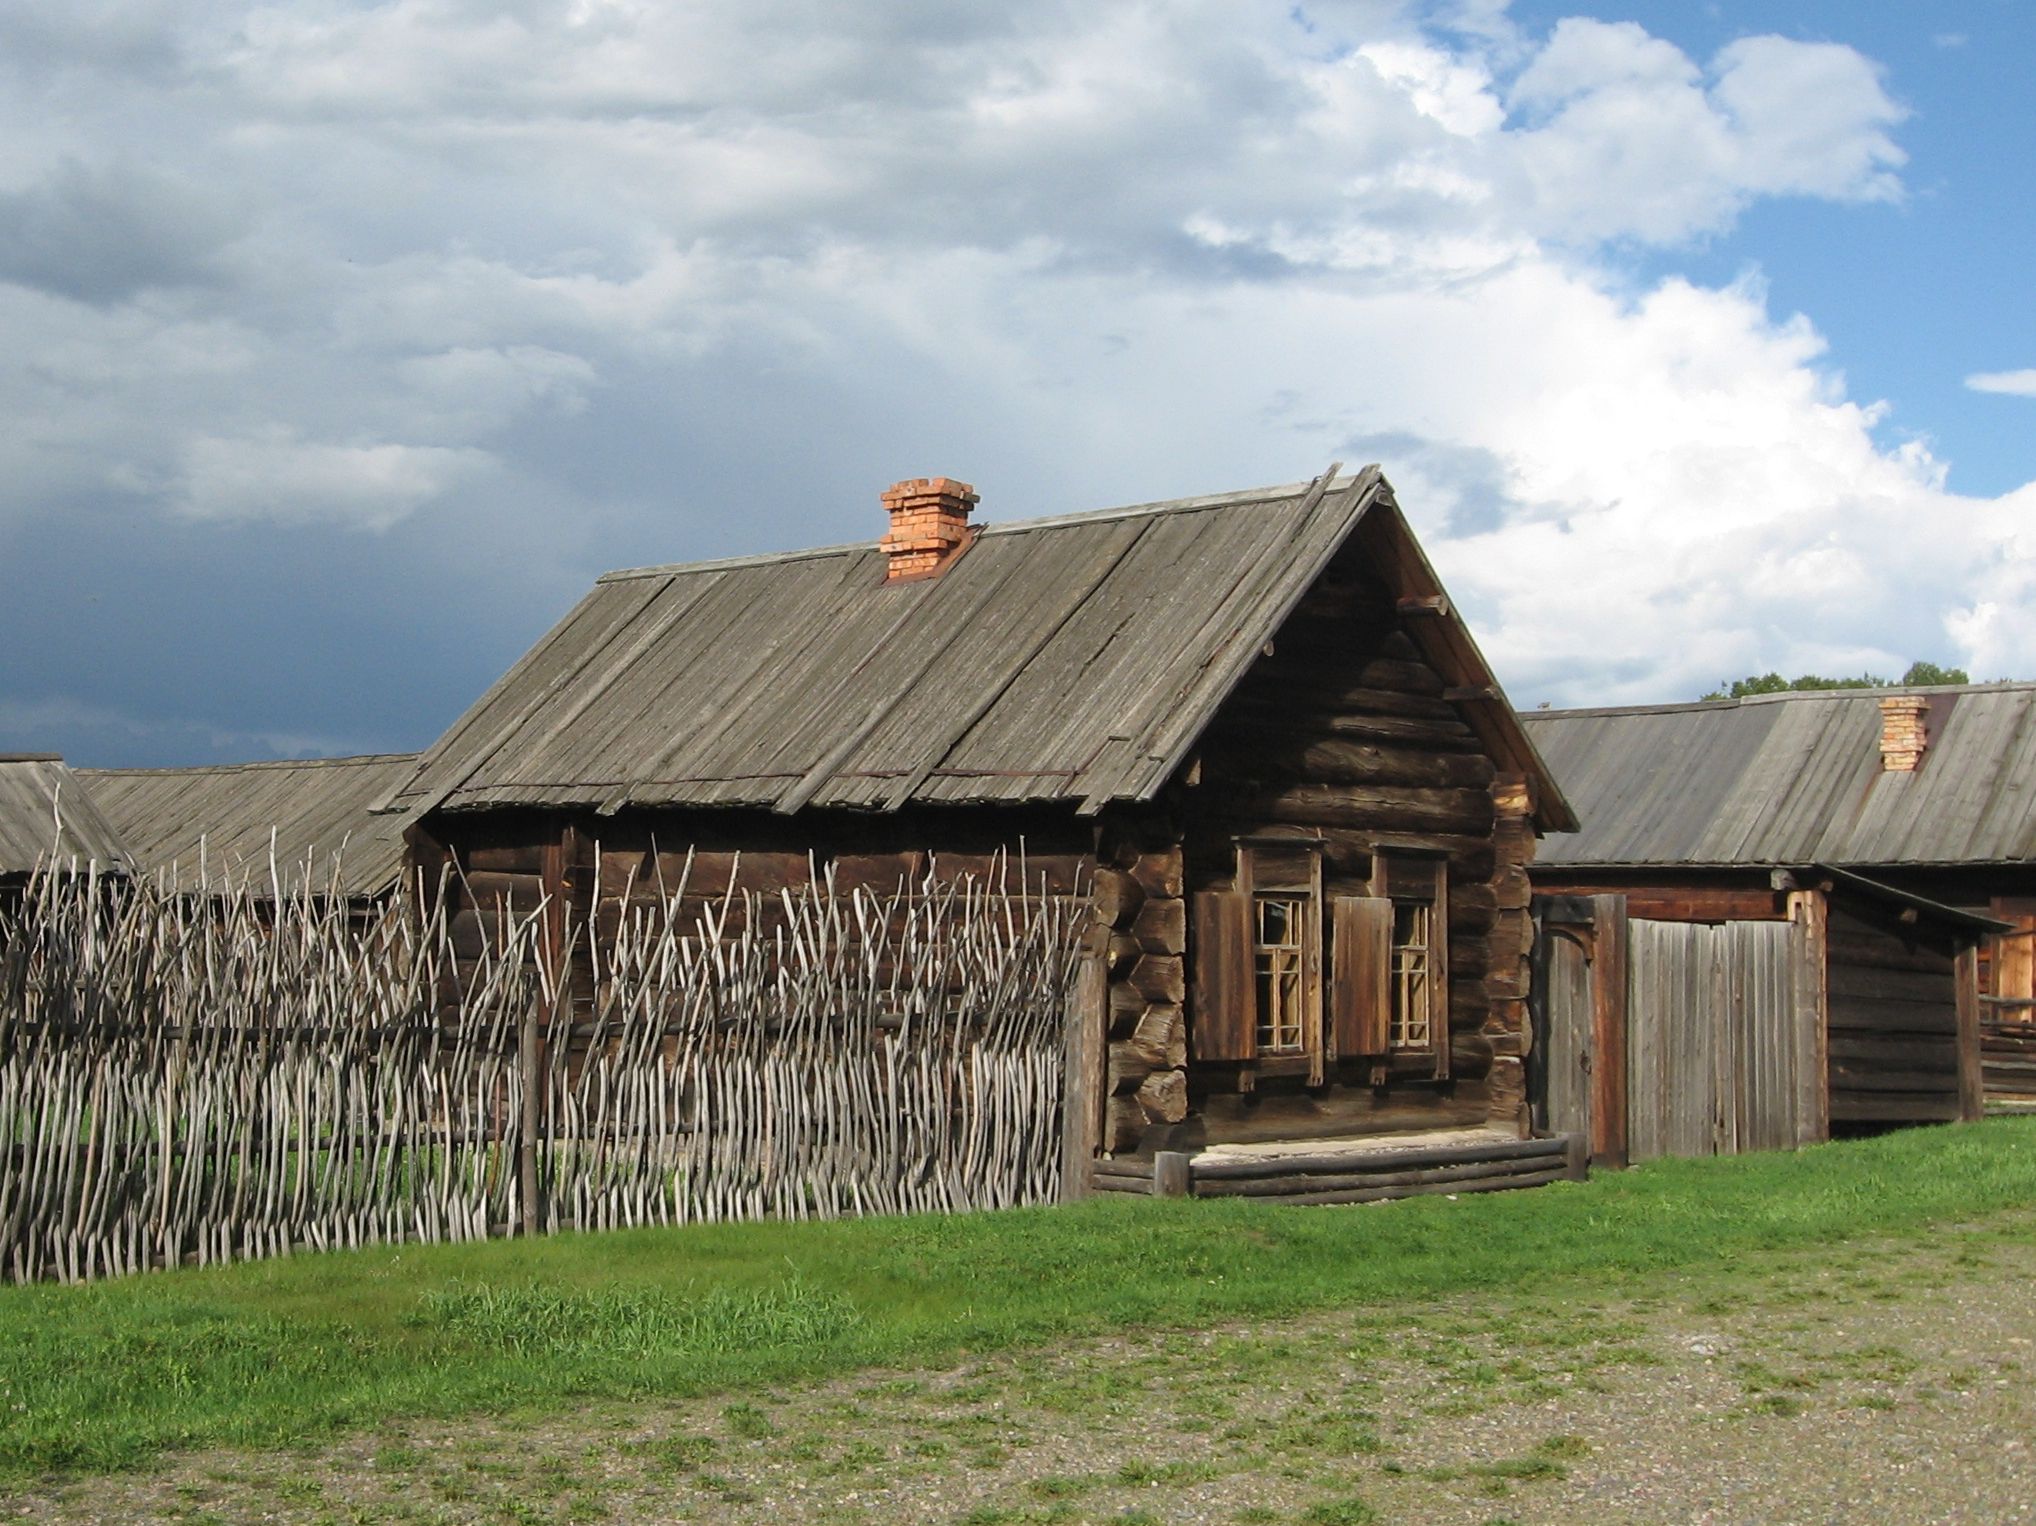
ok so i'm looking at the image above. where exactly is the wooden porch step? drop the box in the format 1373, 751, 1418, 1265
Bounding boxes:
1088, 1132, 1587, 1204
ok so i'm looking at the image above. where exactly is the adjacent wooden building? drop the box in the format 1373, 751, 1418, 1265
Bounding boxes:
82, 753, 419, 909
0, 755, 131, 905
1523, 688, 2027, 1160
376, 465, 1575, 1177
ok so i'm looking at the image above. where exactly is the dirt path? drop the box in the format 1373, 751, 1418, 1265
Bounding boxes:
11, 1212, 2036, 1525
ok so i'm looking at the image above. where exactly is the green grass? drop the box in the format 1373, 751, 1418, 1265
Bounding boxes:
3, 1118, 2034, 1482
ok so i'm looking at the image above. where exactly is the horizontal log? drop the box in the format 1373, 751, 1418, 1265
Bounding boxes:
1129, 1003, 1187, 1068
1108, 1042, 1158, 1095
1128, 953, 1185, 1005
1193, 1151, 1561, 1198
929, 852, 1088, 895
826, 852, 923, 894
1214, 1166, 1570, 1207
1107, 930, 1142, 976
1093, 867, 1144, 928
1110, 980, 1151, 1030
1103, 1095, 1151, 1154
1132, 896, 1186, 956
463, 843, 547, 875
1218, 704, 1481, 749
1828, 1034, 1960, 1069
1830, 1063, 1960, 1092
1449, 1031, 1495, 1080
1826, 996, 1956, 1035
1826, 933, 1956, 975
1828, 1093, 1962, 1123
1218, 785, 1495, 838
1190, 1133, 1559, 1181
458, 870, 547, 911
1207, 738, 1496, 793
1089, 1174, 1156, 1195
1827, 966, 1955, 1003
1193, 1084, 1491, 1144
1129, 849, 1185, 900
1136, 1068, 1189, 1124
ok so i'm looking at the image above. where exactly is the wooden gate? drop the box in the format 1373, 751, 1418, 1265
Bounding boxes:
1625, 918, 1805, 1159
1529, 895, 1628, 1166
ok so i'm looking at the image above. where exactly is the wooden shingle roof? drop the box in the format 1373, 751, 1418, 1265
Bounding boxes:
0, 756, 131, 876
82, 754, 417, 898
384, 466, 1572, 831
1524, 684, 2036, 869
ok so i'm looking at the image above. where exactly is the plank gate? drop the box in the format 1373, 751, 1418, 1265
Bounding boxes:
1534, 897, 1812, 1162
1625, 919, 1804, 1159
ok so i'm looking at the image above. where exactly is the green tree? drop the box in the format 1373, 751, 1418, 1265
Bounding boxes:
1700, 662, 1972, 702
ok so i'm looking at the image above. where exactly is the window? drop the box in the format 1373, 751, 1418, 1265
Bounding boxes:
1372, 850, 1447, 1075
1254, 894, 1310, 1054
1390, 899, 1435, 1052
1191, 840, 1446, 1083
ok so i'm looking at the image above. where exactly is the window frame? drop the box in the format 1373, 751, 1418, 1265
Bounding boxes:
1238, 840, 1326, 1086
1368, 847, 1450, 1079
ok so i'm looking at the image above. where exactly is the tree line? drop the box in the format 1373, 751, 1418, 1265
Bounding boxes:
1701, 661, 1977, 702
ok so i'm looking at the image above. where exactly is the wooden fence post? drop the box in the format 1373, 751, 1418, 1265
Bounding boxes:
1153, 1150, 1192, 1198
1059, 926, 1108, 1201
1956, 944, 1985, 1123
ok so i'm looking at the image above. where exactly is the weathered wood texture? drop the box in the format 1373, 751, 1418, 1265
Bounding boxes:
1824, 908, 1962, 1126
1090, 1133, 1580, 1205
1981, 903, 2036, 1101
1094, 816, 1189, 1153
0, 856, 1084, 1285
1625, 917, 1801, 1160
1169, 552, 1525, 1146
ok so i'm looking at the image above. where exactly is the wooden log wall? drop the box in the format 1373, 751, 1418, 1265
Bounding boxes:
1825, 907, 1964, 1125
1163, 558, 1523, 1149
1092, 812, 1188, 1154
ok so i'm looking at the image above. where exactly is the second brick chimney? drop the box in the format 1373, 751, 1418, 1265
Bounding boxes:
880, 477, 978, 581
1879, 694, 1931, 772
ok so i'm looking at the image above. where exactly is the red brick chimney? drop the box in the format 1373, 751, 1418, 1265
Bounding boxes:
1879, 694, 1930, 772
880, 477, 978, 581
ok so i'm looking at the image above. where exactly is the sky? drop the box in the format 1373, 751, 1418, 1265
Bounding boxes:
1, 0, 2032, 766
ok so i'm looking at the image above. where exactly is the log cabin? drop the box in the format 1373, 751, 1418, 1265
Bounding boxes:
82, 753, 418, 911
1523, 688, 2027, 1161
374, 465, 1576, 1190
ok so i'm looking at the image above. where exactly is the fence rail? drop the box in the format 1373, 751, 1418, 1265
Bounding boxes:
0, 853, 1083, 1283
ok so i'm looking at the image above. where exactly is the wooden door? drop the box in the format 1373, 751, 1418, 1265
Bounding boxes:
1530, 894, 1628, 1165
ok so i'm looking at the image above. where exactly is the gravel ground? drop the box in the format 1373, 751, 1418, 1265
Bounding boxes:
8, 1210, 2036, 1525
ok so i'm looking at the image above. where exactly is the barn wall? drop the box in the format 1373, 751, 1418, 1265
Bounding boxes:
1825, 906, 1963, 1125
1164, 546, 1522, 1149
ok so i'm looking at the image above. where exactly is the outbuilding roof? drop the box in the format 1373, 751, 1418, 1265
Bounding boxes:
1524, 683, 2036, 869
82, 753, 418, 899
380, 466, 1573, 831
0, 755, 132, 876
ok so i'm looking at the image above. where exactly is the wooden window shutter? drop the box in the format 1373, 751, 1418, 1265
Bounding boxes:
1331, 895, 1392, 1058
1191, 890, 1255, 1061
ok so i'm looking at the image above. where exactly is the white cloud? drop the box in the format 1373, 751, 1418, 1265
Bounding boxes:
0, 0, 2026, 762
1967, 369, 2036, 398
175, 433, 493, 531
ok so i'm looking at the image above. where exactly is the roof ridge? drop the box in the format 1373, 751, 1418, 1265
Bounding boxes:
81, 752, 418, 777
1526, 680, 2036, 721
595, 475, 1343, 584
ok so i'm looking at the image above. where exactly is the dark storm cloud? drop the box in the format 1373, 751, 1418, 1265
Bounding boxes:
0, 161, 237, 305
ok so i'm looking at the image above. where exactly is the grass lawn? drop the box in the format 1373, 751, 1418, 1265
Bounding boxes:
3, 1118, 2034, 1486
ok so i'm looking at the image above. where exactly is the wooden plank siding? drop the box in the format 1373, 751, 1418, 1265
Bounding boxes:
1625, 918, 1799, 1160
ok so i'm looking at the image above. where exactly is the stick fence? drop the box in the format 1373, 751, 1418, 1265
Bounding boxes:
0, 852, 1084, 1283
